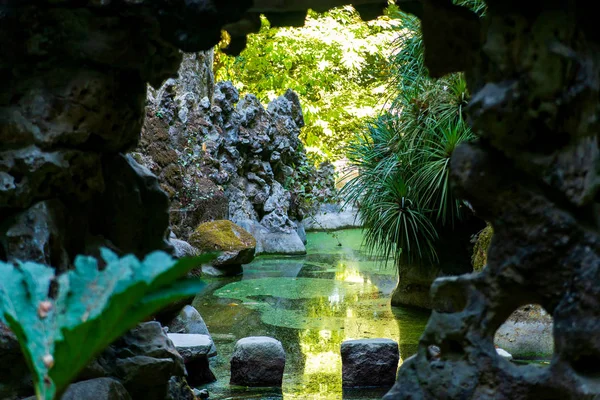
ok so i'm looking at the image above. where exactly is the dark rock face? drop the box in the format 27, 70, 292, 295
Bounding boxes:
385, 2, 600, 399
22, 378, 132, 400
81, 322, 188, 400
341, 339, 399, 387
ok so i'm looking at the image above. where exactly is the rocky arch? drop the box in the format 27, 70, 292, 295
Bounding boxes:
384, 1, 600, 398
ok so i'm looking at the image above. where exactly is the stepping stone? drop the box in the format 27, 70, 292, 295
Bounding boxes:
167, 333, 215, 385
168, 305, 217, 356
341, 338, 399, 387
230, 336, 286, 386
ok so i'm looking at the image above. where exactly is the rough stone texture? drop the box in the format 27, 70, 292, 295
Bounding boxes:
341, 339, 399, 388
168, 305, 217, 356
166, 376, 196, 400
188, 220, 255, 275
230, 336, 286, 387
137, 67, 338, 254
80, 322, 186, 400
167, 333, 216, 386
385, 1, 600, 399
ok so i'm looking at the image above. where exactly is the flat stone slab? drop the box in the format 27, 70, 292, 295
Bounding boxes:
168, 305, 217, 356
230, 336, 286, 386
168, 333, 214, 361
341, 338, 399, 387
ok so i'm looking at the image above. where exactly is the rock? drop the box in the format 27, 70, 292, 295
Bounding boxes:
166, 376, 196, 400
63, 378, 131, 400
236, 219, 306, 255
91, 154, 172, 259
495, 348, 513, 361
341, 339, 399, 387
22, 378, 131, 400
139, 67, 337, 257
494, 305, 554, 360
167, 305, 217, 356
167, 333, 216, 386
196, 388, 210, 399
82, 322, 186, 400
188, 220, 256, 275
0, 199, 69, 274
230, 336, 286, 387
296, 221, 307, 245
170, 239, 200, 259
167, 333, 214, 359
303, 203, 362, 232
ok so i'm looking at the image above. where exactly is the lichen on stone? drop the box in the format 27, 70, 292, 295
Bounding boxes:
188, 220, 256, 252
471, 224, 492, 272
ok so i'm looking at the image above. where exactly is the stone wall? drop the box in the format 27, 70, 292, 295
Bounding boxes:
134, 53, 337, 254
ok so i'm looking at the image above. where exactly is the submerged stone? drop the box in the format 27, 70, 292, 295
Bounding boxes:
341, 338, 399, 388
167, 333, 216, 386
230, 336, 286, 386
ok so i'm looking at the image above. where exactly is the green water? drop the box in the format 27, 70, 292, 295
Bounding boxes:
193, 229, 429, 400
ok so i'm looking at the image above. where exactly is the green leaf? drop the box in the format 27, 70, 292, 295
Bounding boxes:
0, 250, 215, 400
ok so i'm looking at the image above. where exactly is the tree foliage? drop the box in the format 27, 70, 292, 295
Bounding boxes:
215, 6, 398, 161
0, 250, 213, 400
342, 2, 484, 266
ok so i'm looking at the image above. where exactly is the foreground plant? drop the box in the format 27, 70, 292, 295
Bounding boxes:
0, 249, 214, 400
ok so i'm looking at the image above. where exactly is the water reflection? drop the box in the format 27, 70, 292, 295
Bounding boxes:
193, 230, 429, 399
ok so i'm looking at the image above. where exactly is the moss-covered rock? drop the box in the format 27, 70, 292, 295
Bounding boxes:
472, 224, 493, 272
189, 220, 256, 276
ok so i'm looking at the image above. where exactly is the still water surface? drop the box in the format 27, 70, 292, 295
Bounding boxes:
193, 230, 429, 400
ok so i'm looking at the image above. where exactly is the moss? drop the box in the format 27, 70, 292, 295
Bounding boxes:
472, 224, 493, 271
188, 220, 256, 252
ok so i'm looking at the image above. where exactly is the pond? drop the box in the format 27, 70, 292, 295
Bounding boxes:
193, 229, 430, 400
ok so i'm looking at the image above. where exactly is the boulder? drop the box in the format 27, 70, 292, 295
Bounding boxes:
167, 334, 216, 386
22, 378, 131, 400
230, 336, 286, 387
341, 339, 399, 387
303, 203, 362, 232
167, 305, 217, 356
236, 219, 306, 255
188, 220, 256, 276
166, 376, 196, 400
169, 239, 200, 259
79, 322, 186, 400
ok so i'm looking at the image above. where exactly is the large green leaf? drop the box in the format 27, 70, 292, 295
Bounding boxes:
0, 250, 214, 400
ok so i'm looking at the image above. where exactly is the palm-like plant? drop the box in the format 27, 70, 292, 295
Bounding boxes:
342, 1, 483, 267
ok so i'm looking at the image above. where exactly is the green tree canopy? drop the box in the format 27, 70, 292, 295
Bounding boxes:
215, 6, 399, 161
